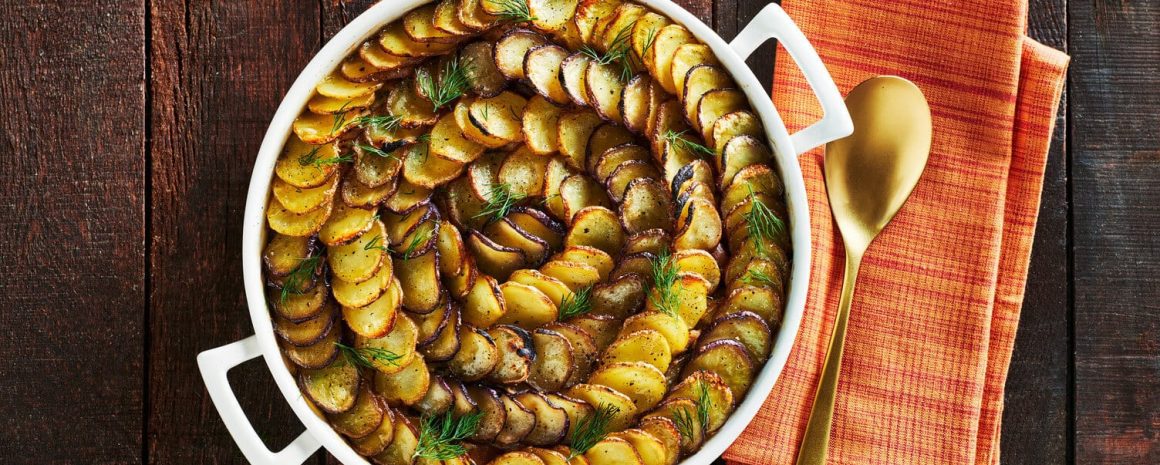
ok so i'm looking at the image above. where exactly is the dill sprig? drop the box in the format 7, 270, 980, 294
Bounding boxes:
353, 114, 402, 134
356, 143, 400, 161
418, 58, 471, 110
648, 250, 680, 317
399, 225, 435, 259
330, 100, 353, 134
413, 411, 483, 460
335, 342, 403, 369
743, 185, 786, 257
742, 268, 779, 288
296, 146, 322, 167
363, 234, 390, 252
694, 380, 713, 434
474, 182, 527, 224
558, 286, 593, 321
487, 0, 536, 22
640, 26, 659, 56
567, 404, 620, 460
579, 23, 637, 82
279, 255, 322, 303
672, 407, 696, 441
672, 382, 712, 441
663, 130, 715, 157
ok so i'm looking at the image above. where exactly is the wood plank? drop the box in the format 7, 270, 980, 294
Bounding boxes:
147, 1, 325, 462
0, 1, 145, 462
715, 0, 776, 96
1000, 1, 1071, 464
1070, 0, 1160, 463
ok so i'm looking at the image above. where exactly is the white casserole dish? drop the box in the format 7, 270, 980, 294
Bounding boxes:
198, 2, 851, 464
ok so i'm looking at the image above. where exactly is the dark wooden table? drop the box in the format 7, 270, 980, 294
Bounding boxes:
0, 0, 1155, 463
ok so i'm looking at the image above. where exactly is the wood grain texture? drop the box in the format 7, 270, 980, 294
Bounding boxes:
1070, 0, 1160, 463
1000, 1, 1071, 464
147, 1, 324, 463
0, 1, 145, 463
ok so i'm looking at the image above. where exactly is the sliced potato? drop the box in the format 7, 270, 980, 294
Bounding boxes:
528, 447, 572, 465
359, 40, 414, 72
387, 79, 439, 128
316, 72, 382, 100
719, 135, 773, 190
513, 391, 569, 446
539, 260, 602, 292
526, 45, 572, 104
568, 313, 619, 350
524, 95, 564, 155
543, 322, 599, 386
433, 0, 475, 36
343, 276, 401, 338
589, 274, 645, 319
564, 383, 637, 431
283, 319, 341, 369
575, 0, 621, 45
670, 44, 719, 98
395, 246, 442, 313
496, 394, 538, 446
275, 305, 335, 347
430, 112, 486, 164
560, 53, 593, 107
469, 230, 528, 281
421, 301, 463, 361
648, 99, 690, 157
509, 207, 566, 250
341, 176, 396, 208
554, 245, 614, 279
332, 262, 393, 308
636, 416, 680, 465
490, 451, 546, 465
673, 249, 720, 292
499, 146, 551, 198
292, 107, 365, 144
510, 268, 572, 308
404, 141, 466, 189
466, 385, 506, 441
673, 198, 722, 252
666, 370, 735, 432
565, 206, 625, 256
602, 329, 671, 373
457, 98, 509, 148
529, 328, 575, 392
543, 393, 595, 442
642, 80, 668, 140
557, 110, 604, 169
267, 196, 332, 237
275, 137, 339, 188
671, 158, 715, 200
589, 361, 667, 411
631, 12, 671, 61
544, 157, 576, 219
446, 253, 479, 300
416, 376, 454, 417
683, 339, 754, 398
271, 283, 328, 322
644, 398, 702, 454
442, 177, 488, 230
592, 144, 650, 184
486, 325, 535, 384
681, 65, 733, 121
609, 429, 666, 465
328, 220, 387, 283
457, 0, 498, 31
299, 359, 359, 414
560, 175, 614, 223
374, 355, 431, 406
621, 74, 652, 134
436, 220, 467, 277
586, 124, 636, 165
585, 62, 627, 123
379, 21, 457, 57
370, 414, 417, 465
319, 200, 377, 247
650, 25, 695, 94
307, 91, 375, 114
610, 252, 654, 282
696, 89, 748, 140
471, 91, 529, 143
264, 234, 318, 277
404, 4, 459, 44
623, 229, 669, 256
717, 284, 783, 326
328, 383, 386, 439
585, 437, 643, 465
528, 0, 579, 31
598, 3, 646, 52
619, 178, 673, 234
450, 325, 500, 381
621, 311, 690, 354
701, 311, 772, 363
720, 164, 785, 213
414, 297, 452, 346
495, 28, 549, 80
461, 42, 508, 98
497, 281, 558, 329
646, 273, 710, 328
711, 110, 763, 154
463, 273, 508, 327
355, 312, 418, 374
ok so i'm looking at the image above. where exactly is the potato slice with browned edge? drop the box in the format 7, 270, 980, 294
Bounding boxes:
569, 313, 619, 351
271, 282, 328, 322
316, 72, 382, 100
590, 274, 645, 319
486, 324, 536, 384
457, 0, 497, 32
557, 110, 604, 169
466, 385, 506, 441
623, 229, 669, 256
491, 451, 546, 465
586, 124, 635, 165
359, 40, 413, 72
461, 42, 507, 98
554, 245, 614, 279
275, 304, 335, 347
529, 328, 575, 392
540, 260, 602, 293
673, 249, 720, 292
387, 79, 439, 128
395, 247, 442, 313
272, 174, 339, 215
561, 175, 614, 224
524, 95, 564, 155
457, 98, 508, 148
423, 302, 463, 362
648, 99, 689, 157
719, 135, 774, 190
565, 206, 625, 256
264, 234, 319, 277
432, 0, 474, 36
513, 391, 568, 446
644, 398, 703, 454
299, 358, 359, 414
621, 311, 690, 354
497, 281, 558, 329
560, 53, 593, 107
585, 436, 643, 465
495, 28, 548, 80
585, 63, 626, 123
593, 144, 651, 183
598, 3, 645, 52
404, 4, 458, 44
370, 413, 416, 465
671, 158, 715, 199
683, 339, 755, 398
495, 394, 537, 446
436, 220, 466, 278
416, 377, 453, 417
619, 178, 673, 235
711, 109, 763, 154
450, 325, 500, 381
267, 196, 332, 237
565, 383, 637, 431
650, 25, 695, 94
575, 0, 620, 45
343, 276, 401, 338
328, 220, 387, 283
319, 199, 377, 247
383, 181, 432, 215
603, 329, 671, 373
509, 207, 566, 250
543, 322, 598, 386
463, 273, 507, 327
637, 416, 680, 465
379, 21, 457, 58
509, 269, 571, 308
670, 44, 719, 98
471, 91, 528, 143
666, 370, 735, 432
332, 261, 392, 308
589, 361, 667, 411
430, 112, 486, 164
529, 447, 571, 465
354, 312, 418, 374
469, 230, 527, 281
374, 354, 431, 407
487, 218, 551, 266
283, 318, 341, 369
529, 0, 579, 31
610, 429, 667, 465
276, 137, 339, 188
328, 383, 386, 439
621, 74, 652, 134
673, 198, 722, 252
633, 12, 671, 66
696, 89, 748, 140
292, 107, 366, 144
499, 146, 551, 198
682, 65, 733, 121
526, 45, 572, 105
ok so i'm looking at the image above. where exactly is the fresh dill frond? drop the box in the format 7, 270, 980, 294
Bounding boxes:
743, 184, 786, 257
694, 380, 713, 434
400, 225, 435, 259
672, 380, 714, 441
473, 182, 527, 224
742, 268, 779, 288
567, 404, 620, 460
580, 23, 638, 82
330, 100, 353, 134
487, 0, 536, 22
279, 255, 322, 303
558, 286, 594, 321
335, 342, 403, 369
413, 411, 483, 460
418, 58, 471, 110
353, 114, 402, 134
663, 130, 715, 157
640, 26, 659, 57
363, 234, 390, 252
648, 249, 680, 317
672, 406, 696, 441
296, 146, 323, 167
356, 143, 401, 161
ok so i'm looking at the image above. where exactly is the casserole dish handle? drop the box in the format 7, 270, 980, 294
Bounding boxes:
199, 336, 322, 465
729, 3, 853, 155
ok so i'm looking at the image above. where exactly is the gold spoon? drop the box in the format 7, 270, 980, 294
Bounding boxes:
795, 76, 932, 465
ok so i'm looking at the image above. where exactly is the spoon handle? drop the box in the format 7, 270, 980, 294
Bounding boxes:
796, 251, 862, 465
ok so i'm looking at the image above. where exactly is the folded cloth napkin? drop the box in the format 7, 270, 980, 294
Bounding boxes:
723, 1, 1068, 464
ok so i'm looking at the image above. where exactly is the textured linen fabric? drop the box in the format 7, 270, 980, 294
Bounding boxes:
722, 1, 1068, 464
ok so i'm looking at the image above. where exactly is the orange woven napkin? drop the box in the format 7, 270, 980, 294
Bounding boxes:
723, 1, 1068, 464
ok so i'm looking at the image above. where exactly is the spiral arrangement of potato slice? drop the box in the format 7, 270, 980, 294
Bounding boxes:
264, 1, 790, 464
